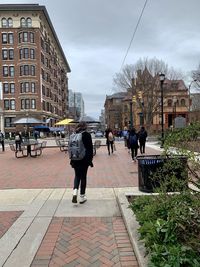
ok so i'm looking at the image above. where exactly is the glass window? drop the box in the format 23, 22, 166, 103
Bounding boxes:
19, 49, 23, 59
8, 18, 13, 27
19, 32, 22, 43
20, 66, 23, 76
21, 99, 25, 109
20, 18, 26, 27
30, 32, 34, 43
24, 48, 29, 59
10, 83, 15, 93
5, 117, 15, 128
30, 49, 35, 59
25, 99, 30, 109
10, 100, 15, 110
3, 66, 8, 77
8, 33, 14, 44
9, 49, 14, 60
31, 82, 36, 93
9, 66, 14, 77
20, 83, 24, 93
2, 50, 8, 60
3, 83, 9, 94
24, 65, 29, 75
31, 99, 36, 109
23, 32, 28, 42
25, 82, 29, 92
1, 18, 7, 28
31, 65, 35, 76
27, 18, 32, 27
2, 33, 7, 43
4, 100, 9, 110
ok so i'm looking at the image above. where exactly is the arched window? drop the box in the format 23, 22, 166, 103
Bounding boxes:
168, 99, 172, 107
1, 18, 7, 27
20, 17, 26, 27
26, 17, 32, 27
180, 99, 185, 106
8, 18, 13, 27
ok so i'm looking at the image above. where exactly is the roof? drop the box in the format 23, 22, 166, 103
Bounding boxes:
106, 92, 127, 100
0, 4, 71, 72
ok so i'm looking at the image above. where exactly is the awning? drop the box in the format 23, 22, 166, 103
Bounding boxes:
49, 127, 64, 132
55, 118, 74, 125
34, 125, 50, 132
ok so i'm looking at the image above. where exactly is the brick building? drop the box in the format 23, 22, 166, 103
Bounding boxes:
0, 4, 71, 134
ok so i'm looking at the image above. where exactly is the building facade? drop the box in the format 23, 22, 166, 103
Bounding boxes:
105, 76, 190, 133
68, 89, 85, 120
0, 4, 71, 134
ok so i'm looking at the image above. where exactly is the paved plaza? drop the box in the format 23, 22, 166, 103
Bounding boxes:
0, 139, 161, 267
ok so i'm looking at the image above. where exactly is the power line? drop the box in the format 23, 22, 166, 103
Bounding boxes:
120, 0, 149, 71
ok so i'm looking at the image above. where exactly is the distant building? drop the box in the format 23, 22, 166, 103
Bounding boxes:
68, 89, 84, 120
190, 93, 200, 122
0, 4, 71, 133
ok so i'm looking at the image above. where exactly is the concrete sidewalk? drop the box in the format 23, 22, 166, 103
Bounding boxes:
0, 141, 162, 267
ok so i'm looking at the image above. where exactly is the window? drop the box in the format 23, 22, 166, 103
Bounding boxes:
24, 48, 29, 59
180, 99, 185, 106
31, 82, 36, 93
3, 66, 8, 77
23, 32, 28, 42
2, 49, 14, 60
3, 83, 9, 94
30, 65, 35, 76
2, 33, 7, 43
25, 99, 30, 109
21, 99, 25, 109
10, 100, 15, 110
25, 82, 29, 92
19, 49, 23, 59
30, 32, 34, 43
20, 18, 26, 27
19, 32, 22, 43
31, 99, 36, 109
10, 83, 15, 93
30, 49, 35, 59
9, 49, 14, 60
8, 33, 14, 44
9, 66, 14, 77
24, 65, 29, 75
27, 18, 32, 27
2, 50, 8, 60
8, 18, 13, 27
4, 100, 9, 110
1, 18, 7, 28
4, 117, 15, 128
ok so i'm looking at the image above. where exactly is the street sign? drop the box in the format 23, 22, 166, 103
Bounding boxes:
174, 116, 186, 128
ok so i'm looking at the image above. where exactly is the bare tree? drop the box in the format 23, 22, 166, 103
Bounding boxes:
113, 57, 183, 128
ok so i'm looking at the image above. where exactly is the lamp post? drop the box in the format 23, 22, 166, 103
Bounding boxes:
159, 73, 165, 148
188, 79, 197, 123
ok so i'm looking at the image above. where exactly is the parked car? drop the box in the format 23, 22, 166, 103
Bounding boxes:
95, 131, 104, 138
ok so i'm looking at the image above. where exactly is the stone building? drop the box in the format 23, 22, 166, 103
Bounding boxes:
0, 4, 71, 134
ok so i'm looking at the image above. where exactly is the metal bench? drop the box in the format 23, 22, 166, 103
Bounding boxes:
93, 140, 101, 156
56, 139, 68, 152
9, 143, 28, 158
29, 143, 43, 157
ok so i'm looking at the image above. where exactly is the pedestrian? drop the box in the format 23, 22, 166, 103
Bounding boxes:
138, 126, 148, 154
69, 121, 93, 204
34, 130, 39, 141
15, 131, 22, 151
105, 128, 114, 155
0, 130, 5, 152
128, 128, 139, 162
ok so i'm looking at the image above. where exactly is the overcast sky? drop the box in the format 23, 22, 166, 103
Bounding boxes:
2, 0, 200, 118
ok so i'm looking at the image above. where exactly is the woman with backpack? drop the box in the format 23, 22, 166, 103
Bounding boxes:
105, 128, 114, 155
69, 121, 93, 204
128, 128, 139, 162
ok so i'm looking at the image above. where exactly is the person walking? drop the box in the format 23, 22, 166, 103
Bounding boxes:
15, 131, 22, 151
128, 128, 139, 162
0, 130, 5, 152
69, 121, 93, 204
138, 126, 148, 154
105, 128, 114, 155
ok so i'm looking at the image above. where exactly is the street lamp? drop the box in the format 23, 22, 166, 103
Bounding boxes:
159, 73, 165, 148
188, 79, 197, 122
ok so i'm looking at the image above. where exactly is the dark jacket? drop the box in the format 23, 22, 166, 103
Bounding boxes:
138, 129, 147, 142
70, 130, 93, 168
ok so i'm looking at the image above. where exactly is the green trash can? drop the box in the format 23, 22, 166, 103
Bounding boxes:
137, 155, 188, 193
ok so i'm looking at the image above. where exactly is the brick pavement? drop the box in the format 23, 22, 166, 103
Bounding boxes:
0, 211, 22, 238
0, 141, 160, 189
0, 141, 161, 267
